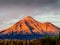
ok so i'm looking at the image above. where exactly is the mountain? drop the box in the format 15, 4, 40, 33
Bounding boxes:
0, 16, 59, 40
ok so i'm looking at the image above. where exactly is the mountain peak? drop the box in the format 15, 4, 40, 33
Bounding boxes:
24, 16, 33, 19
22, 16, 34, 21
25, 16, 32, 18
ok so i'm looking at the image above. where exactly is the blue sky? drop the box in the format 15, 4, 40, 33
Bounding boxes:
0, 0, 60, 30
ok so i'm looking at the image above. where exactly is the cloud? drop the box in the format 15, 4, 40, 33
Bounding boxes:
0, 15, 24, 30
0, 0, 58, 5
34, 15, 60, 27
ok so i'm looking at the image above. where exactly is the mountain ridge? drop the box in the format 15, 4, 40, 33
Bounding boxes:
0, 16, 59, 39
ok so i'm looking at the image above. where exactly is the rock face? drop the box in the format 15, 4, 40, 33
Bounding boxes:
0, 16, 59, 39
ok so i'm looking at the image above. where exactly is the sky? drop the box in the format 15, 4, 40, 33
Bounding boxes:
0, 0, 60, 30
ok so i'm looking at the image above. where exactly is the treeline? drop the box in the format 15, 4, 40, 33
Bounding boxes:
0, 35, 59, 45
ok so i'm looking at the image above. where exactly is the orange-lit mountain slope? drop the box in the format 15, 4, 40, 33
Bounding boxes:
0, 16, 59, 35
